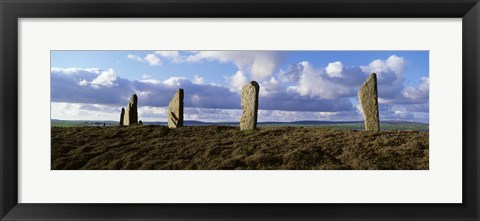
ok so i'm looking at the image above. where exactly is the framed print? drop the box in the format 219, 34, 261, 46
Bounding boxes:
1, 0, 479, 220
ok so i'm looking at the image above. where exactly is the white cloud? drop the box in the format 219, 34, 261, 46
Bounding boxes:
186, 51, 284, 80
185, 108, 242, 122
51, 67, 101, 75
386, 55, 406, 74
294, 61, 351, 99
192, 75, 205, 85
226, 70, 248, 93
378, 103, 422, 122
360, 55, 406, 76
51, 102, 121, 121
361, 59, 390, 74
278, 63, 303, 82
91, 68, 117, 87
140, 74, 161, 84
325, 61, 344, 77
258, 109, 362, 122
144, 54, 162, 66
51, 67, 132, 105
52, 101, 360, 123
250, 54, 279, 79
155, 51, 183, 63
127, 54, 146, 63
77, 79, 89, 86
71, 68, 118, 88
138, 106, 168, 120
163, 77, 188, 87
139, 79, 161, 85
402, 77, 429, 101
295, 61, 324, 96
259, 77, 280, 97
360, 55, 407, 100
277, 62, 367, 99
128, 54, 163, 66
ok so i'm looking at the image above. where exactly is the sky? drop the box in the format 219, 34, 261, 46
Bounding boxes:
51, 50, 429, 123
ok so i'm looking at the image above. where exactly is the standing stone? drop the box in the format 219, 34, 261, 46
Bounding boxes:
119, 108, 125, 126
123, 94, 138, 126
358, 73, 380, 131
168, 89, 184, 128
240, 81, 260, 130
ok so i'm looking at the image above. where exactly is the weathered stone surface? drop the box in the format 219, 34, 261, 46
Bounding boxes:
119, 108, 125, 126
358, 73, 380, 131
240, 81, 260, 130
168, 89, 184, 128
123, 94, 138, 126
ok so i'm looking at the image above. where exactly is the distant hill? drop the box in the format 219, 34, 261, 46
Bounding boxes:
51, 119, 428, 131
51, 119, 118, 127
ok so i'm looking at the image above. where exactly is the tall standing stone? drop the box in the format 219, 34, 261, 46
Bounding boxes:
168, 89, 184, 128
358, 73, 380, 131
240, 81, 260, 130
123, 94, 138, 126
119, 108, 125, 126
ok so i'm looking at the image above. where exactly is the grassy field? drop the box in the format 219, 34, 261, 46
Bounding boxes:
51, 119, 117, 127
51, 125, 429, 170
258, 123, 428, 131
51, 119, 428, 131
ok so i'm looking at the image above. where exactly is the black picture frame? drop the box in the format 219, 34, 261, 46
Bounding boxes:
1, 0, 479, 220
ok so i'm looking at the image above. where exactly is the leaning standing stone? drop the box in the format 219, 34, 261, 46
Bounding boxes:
119, 108, 125, 126
168, 89, 184, 128
123, 94, 138, 125
358, 73, 380, 131
240, 81, 260, 130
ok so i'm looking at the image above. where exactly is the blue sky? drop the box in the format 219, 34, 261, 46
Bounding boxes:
51, 50, 429, 123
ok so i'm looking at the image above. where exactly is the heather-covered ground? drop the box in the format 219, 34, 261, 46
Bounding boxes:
51, 125, 428, 170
